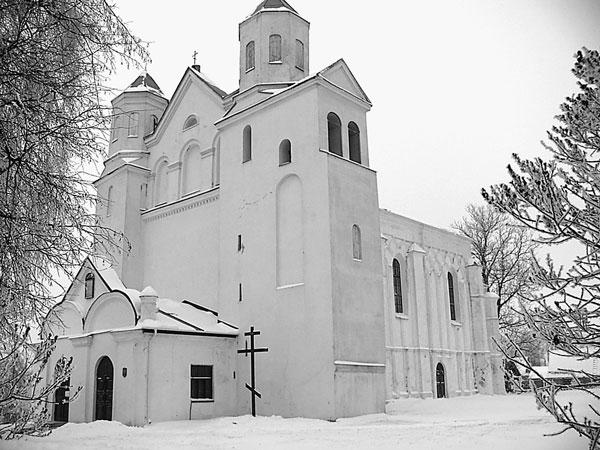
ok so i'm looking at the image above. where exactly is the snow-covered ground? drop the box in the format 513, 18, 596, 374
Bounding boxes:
3, 393, 591, 450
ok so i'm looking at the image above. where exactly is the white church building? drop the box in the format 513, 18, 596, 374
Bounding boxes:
45, 0, 505, 426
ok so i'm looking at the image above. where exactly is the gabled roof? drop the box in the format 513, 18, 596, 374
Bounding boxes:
145, 66, 228, 146
50, 257, 238, 337
218, 58, 371, 124
189, 65, 228, 99
124, 72, 164, 97
317, 58, 371, 104
251, 0, 298, 15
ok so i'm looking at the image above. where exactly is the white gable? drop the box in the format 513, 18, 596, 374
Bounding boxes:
318, 59, 370, 104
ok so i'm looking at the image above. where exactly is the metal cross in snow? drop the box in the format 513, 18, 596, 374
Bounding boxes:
192, 50, 198, 65
237, 326, 268, 417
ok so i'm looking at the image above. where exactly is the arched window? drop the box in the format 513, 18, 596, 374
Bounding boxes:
155, 160, 169, 205
436, 363, 446, 398
246, 41, 255, 71
392, 259, 403, 314
348, 121, 361, 164
295, 40, 304, 70
182, 147, 202, 195
183, 115, 198, 130
243, 125, 252, 163
111, 116, 120, 142
327, 112, 342, 156
448, 272, 457, 321
279, 139, 291, 166
84, 273, 95, 299
269, 34, 282, 62
106, 186, 113, 216
352, 225, 362, 260
151, 115, 159, 133
128, 112, 138, 137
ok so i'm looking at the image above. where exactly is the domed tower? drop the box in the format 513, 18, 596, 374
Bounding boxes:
94, 73, 168, 289
109, 73, 167, 157
239, 0, 309, 91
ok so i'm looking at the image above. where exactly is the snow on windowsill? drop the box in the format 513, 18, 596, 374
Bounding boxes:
395, 313, 408, 320
334, 360, 385, 368
276, 283, 304, 290
451, 320, 462, 327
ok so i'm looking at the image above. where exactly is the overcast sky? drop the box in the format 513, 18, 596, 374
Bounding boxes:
109, 0, 600, 231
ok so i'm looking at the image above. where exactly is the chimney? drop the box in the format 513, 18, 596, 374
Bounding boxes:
140, 286, 158, 321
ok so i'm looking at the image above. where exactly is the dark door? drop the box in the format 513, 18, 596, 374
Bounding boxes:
53, 377, 70, 422
95, 356, 113, 421
436, 363, 446, 398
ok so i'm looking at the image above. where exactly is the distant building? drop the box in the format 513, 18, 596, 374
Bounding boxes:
45, 0, 505, 426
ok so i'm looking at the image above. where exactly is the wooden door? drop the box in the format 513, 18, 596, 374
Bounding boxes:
95, 356, 113, 421
53, 378, 70, 422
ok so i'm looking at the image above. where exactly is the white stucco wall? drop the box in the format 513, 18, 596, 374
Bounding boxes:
380, 210, 479, 399
47, 330, 237, 426
217, 84, 338, 419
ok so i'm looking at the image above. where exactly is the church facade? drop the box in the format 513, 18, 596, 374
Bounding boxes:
45, 0, 504, 426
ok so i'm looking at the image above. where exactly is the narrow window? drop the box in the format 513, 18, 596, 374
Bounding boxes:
106, 186, 113, 216
246, 41, 255, 71
239, 283, 243, 302
269, 34, 282, 62
84, 273, 95, 299
352, 225, 362, 260
128, 112, 138, 137
327, 113, 342, 156
436, 363, 446, 398
242, 125, 252, 163
348, 121, 361, 164
393, 259, 403, 314
111, 116, 120, 142
151, 115, 159, 133
155, 160, 169, 206
279, 139, 291, 166
295, 40, 304, 70
448, 272, 457, 321
190, 365, 213, 400
237, 235, 242, 252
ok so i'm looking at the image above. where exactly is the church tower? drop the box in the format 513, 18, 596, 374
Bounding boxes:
94, 73, 168, 289
216, 0, 385, 419
239, 0, 309, 91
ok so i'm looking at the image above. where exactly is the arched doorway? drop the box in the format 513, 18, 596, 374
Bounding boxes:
95, 356, 113, 420
435, 363, 446, 398
53, 377, 70, 422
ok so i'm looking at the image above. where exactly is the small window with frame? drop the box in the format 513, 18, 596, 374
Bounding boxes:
190, 365, 213, 401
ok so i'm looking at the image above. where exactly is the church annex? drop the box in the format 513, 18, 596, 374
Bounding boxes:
45, 0, 505, 426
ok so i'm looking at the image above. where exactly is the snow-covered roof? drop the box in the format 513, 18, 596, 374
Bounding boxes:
250, 0, 298, 16
52, 258, 238, 339
90, 256, 127, 292
189, 65, 228, 99
140, 297, 238, 336
124, 72, 164, 97
219, 58, 371, 123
